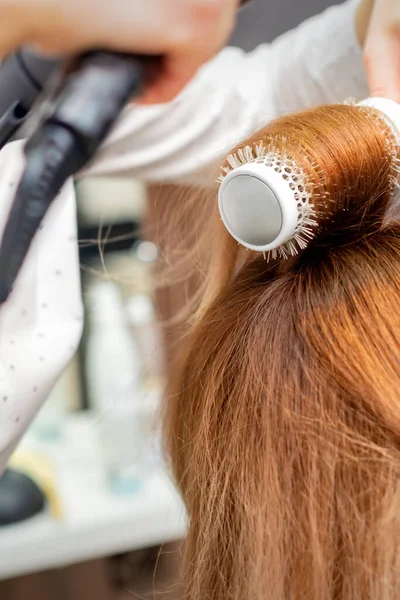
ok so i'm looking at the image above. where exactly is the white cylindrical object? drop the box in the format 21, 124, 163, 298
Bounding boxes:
86, 282, 142, 410
125, 294, 165, 384
218, 161, 299, 252
85, 281, 157, 494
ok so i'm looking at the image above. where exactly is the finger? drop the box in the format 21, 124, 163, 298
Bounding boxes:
137, 55, 204, 104
0, 26, 28, 59
83, 0, 186, 55
364, 35, 400, 102
137, 73, 192, 105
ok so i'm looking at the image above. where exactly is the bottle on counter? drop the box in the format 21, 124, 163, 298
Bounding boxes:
85, 281, 158, 494
125, 293, 165, 389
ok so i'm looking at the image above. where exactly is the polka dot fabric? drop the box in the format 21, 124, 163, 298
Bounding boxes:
0, 141, 83, 472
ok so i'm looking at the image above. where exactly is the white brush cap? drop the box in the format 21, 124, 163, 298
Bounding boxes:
358, 97, 400, 140
218, 161, 299, 252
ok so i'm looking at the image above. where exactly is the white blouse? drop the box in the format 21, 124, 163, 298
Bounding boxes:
0, 0, 368, 471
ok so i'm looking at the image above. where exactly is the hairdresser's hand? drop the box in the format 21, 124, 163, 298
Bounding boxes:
357, 0, 400, 102
0, 0, 239, 104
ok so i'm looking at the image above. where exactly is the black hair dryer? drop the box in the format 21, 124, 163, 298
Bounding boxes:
0, 49, 160, 303
0, 48, 61, 148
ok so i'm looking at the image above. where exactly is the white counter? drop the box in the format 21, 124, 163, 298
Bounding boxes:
0, 413, 187, 581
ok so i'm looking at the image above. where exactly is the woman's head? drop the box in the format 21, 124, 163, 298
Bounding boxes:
163, 103, 400, 599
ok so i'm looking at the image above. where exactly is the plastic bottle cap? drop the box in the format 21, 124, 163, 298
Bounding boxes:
218, 161, 299, 252
126, 294, 155, 326
134, 241, 158, 263
87, 281, 125, 325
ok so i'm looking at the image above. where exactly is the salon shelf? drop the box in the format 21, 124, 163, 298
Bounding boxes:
0, 413, 187, 581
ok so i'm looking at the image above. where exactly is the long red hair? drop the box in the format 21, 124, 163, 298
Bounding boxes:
163, 104, 400, 599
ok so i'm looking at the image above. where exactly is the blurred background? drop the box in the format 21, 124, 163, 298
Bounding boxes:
0, 2, 340, 598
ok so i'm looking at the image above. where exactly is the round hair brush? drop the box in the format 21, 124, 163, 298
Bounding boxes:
218, 98, 400, 260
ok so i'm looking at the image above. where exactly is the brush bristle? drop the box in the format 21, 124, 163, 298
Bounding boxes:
218, 144, 317, 261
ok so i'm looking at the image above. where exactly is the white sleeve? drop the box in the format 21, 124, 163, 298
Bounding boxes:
84, 0, 368, 186
0, 141, 83, 473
